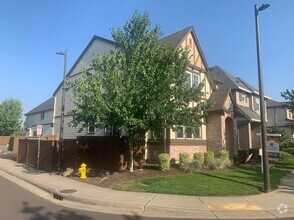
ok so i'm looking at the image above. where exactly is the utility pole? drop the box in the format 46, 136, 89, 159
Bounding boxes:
56, 50, 67, 172
254, 4, 270, 193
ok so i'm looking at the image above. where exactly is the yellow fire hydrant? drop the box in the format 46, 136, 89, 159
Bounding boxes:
78, 163, 87, 179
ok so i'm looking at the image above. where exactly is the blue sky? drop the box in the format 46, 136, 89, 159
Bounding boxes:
0, 0, 293, 119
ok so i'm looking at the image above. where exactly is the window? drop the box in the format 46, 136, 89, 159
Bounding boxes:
176, 126, 201, 139
186, 72, 200, 89
239, 92, 247, 102
40, 112, 45, 120
186, 127, 193, 139
195, 127, 201, 138
186, 73, 192, 89
177, 126, 184, 139
193, 74, 199, 87
87, 125, 95, 134
254, 97, 260, 111
287, 109, 293, 120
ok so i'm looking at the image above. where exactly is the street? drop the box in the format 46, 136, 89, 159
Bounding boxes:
0, 175, 157, 220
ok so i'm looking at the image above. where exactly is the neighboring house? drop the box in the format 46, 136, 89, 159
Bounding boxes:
210, 66, 270, 151
25, 97, 54, 136
53, 36, 116, 139
146, 26, 216, 162
266, 100, 294, 141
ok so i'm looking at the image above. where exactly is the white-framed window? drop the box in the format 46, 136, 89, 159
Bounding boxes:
176, 126, 201, 139
239, 92, 247, 102
254, 97, 260, 111
177, 126, 185, 139
186, 72, 200, 89
87, 124, 95, 134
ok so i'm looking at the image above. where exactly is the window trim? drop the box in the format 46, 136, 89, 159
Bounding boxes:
176, 126, 202, 140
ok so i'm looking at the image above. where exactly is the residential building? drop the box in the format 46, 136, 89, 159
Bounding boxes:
267, 100, 294, 141
209, 66, 270, 151
146, 26, 216, 162
53, 36, 116, 139
25, 97, 54, 136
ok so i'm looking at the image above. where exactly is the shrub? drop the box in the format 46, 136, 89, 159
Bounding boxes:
193, 152, 204, 166
209, 158, 232, 170
158, 153, 170, 171
204, 151, 214, 166
179, 152, 190, 166
279, 151, 293, 159
238, 149, 248, 164
182, 160, 202, 173
219, 149, 230, 160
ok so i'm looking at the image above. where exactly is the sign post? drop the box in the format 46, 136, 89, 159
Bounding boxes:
36, 125, 43, 169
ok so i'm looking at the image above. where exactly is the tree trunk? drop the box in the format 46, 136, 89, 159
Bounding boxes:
129, 138, 134, 172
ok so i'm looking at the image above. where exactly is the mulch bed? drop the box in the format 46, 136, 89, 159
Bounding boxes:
68, 164, 185, 189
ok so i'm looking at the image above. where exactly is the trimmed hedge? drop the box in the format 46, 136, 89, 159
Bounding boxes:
158, 153, 170, 171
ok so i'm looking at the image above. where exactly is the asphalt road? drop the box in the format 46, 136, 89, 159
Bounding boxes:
0, 175, 162, 220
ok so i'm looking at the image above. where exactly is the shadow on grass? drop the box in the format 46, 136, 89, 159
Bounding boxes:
199, 168, 264, 192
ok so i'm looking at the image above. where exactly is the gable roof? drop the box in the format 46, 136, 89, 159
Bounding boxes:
159, 26, 192, 49
267, 99, 284, 108
210, 66, 270, 99
207, 88, 232, 112
160, 26, 216, 90
25, 97, 54, 116
53, 36, 115, 96
236, 105, 260, 122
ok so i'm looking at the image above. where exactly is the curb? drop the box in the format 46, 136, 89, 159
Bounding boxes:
0, 167, 145, 216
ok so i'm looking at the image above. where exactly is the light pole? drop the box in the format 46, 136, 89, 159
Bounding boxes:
56, 50, 67, 171
254, 4, 270, 193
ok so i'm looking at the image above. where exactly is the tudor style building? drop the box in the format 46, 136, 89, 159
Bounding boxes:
146, 26, 216, 162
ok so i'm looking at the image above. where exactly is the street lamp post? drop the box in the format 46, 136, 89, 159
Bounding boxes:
56, 50, 67, 171
254, 4, 270, 193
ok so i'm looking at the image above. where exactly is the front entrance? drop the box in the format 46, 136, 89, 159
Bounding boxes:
225, 117, 234, 155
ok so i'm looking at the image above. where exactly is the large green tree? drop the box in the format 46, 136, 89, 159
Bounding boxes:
69, 12, 211, 171
281, 89, 294, 111
0, 98, 22, 136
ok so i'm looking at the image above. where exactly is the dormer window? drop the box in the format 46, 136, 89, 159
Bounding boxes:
254, 97, 260, 111
239, 92, 247, 102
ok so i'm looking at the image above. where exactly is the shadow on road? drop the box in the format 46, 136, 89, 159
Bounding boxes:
21, 201, 93, 220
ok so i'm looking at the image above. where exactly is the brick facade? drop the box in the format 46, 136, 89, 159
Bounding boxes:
170, 145, 206, 163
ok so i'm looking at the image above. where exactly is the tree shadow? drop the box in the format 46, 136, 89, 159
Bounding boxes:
199, 172, 263, 192
0, 152, 17, 160
21, 201, 93, 220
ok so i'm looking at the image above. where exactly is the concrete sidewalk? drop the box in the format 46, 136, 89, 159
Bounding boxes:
0, 153, 293, 219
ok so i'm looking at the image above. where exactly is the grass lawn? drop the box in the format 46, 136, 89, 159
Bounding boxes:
274, 157, 294, 170
113, 166, 290, 196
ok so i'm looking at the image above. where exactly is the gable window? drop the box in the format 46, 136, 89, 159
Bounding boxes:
186, 72, 200, 89
193, 74, 199, 87
239, 92, 247, 102
40, 112, 45, 120
186, 73, 192, 89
